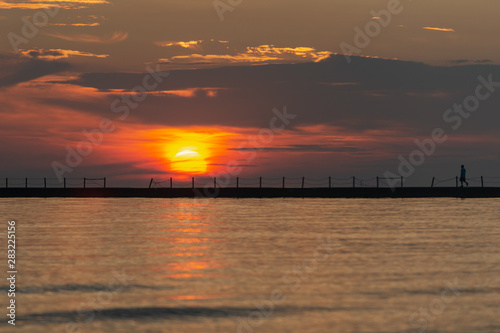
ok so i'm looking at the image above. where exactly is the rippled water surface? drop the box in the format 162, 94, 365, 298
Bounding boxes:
1, 198, 500, 333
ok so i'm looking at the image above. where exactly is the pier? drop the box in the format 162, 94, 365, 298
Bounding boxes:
1, 176, 500, 198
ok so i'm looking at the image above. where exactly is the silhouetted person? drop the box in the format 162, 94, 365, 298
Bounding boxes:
460, 165, 469, 187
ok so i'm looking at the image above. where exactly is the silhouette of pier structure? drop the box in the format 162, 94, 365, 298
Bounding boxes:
1, 176, 500, 198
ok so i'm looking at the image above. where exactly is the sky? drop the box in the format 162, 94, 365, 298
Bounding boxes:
1, 0, 500, 187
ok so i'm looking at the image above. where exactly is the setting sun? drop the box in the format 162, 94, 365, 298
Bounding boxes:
141, 127, 236, 176
171, 149, 208, 174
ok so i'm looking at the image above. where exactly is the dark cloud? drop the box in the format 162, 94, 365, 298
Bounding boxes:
0, 53, 71, 88
26, 49, 65, 58
44, 54, 500, 136
475, 59, 493, 64
210, 163, 257, 167
449, 59, 493, 64
229, 145, 368, 153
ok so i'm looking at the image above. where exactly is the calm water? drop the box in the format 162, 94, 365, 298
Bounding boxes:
1, 198, 500, 333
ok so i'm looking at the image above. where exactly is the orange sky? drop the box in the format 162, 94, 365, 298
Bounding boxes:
1, 0, 500, 186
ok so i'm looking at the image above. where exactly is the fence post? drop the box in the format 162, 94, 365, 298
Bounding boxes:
259, 177, 262, 189
329, 176, 331, 189
431, 177, 435, 188
481, 176, 484, 188
103, 177, 106, 188
237, 177, 239, 189
170, 177, 173, 189
401, 176, 403, 188
360, 180, 363, 188
302, 177, 305, 189
377, 177, 379, 188
282, 177, 285, 189
149, 178, 153, 189
192, 177, 195, 189
353, 177, 355, 188
64, 178, 66, 189
44, 177, 47, 189
456, 176, 458, 187
5, 178, 7, 189
214, 177, 216, 189
83, 178, 86, 188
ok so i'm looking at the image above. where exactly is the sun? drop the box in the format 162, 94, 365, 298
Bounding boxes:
145, 128, 235, 175
171, 149, 208, 174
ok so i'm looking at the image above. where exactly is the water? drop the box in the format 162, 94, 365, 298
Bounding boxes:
1, 198, 500, 333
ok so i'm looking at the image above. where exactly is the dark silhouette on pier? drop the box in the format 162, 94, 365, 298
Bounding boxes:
460, 165, 469, 187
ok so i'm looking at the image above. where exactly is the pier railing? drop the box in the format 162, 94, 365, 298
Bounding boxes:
2, 176, 498, 189
2, 177, 106, 189
430, 176, 500, 188
148, 176, 500, 189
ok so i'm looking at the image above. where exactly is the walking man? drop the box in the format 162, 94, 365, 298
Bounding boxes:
460, 165, 469, 187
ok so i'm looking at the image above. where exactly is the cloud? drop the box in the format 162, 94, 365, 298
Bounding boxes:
20, 48, 108, 60
39, 14, 105, 27
158, 44, 332, 67
449, 59, 493, 65
246, 45, 332, 62
154, 40, 203, 49
44, 22, 100, 27
0, 53, 70, 88
0, 0, 109, 9
229, 144, 368, 153
60, 54, 500, 138
154, 39, 229, 49
107, 87, 225, 98
422, 26, 456, 32
44, 31, 128, 44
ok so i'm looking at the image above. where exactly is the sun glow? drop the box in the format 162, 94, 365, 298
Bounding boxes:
140, 127, 237, 176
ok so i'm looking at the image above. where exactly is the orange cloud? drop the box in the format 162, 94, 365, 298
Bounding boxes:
45, 22, 100, 27
246, 45, 331, 61
106, 88, 225, 98
44, 31, 128, 44
422, 26, 455, 32
148, 88, 224, 98
0, 0, 109, 9
159, 44, 332, 66
154, 40, 203, 49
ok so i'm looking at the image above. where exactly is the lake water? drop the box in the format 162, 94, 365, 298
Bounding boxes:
1, 198, 500, 333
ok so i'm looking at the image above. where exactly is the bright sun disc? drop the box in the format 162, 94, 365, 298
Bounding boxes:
171, 149, 207, 174
174, 150, 201, 158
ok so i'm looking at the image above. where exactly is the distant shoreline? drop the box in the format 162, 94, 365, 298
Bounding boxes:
1, 187, 499, 198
